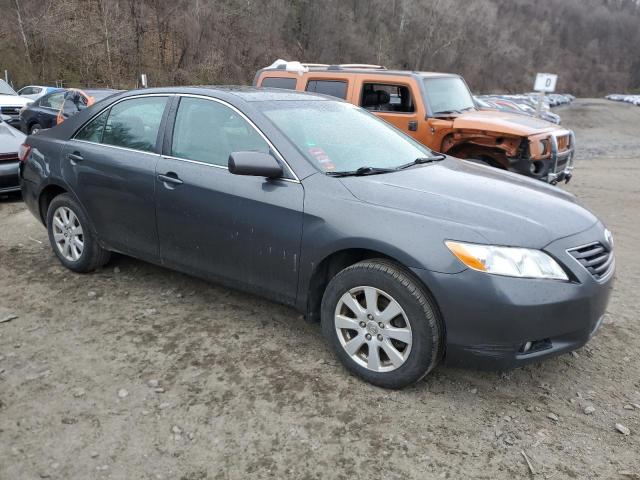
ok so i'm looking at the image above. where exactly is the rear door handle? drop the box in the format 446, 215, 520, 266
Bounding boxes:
67, 152, 84, 163
158, 173, 183, 186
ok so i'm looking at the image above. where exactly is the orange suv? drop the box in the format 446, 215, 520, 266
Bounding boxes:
254, 62, 575, 183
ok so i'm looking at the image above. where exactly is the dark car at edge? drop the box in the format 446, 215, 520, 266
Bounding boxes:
1, 113, 27, 194
18, 87, 614, 388
19, 88, 120, 135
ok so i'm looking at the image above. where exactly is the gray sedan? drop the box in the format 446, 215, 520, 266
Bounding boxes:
19, 87, 614, 388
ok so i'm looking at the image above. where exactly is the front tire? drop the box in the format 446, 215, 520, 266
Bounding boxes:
321, 259, 443, 389
29, 123, 42, 135
46, 193, 110, 272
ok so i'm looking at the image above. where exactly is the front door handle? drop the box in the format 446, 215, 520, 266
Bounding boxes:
408, 120, 418, 132
67, 152, 84, 163
158, 173, 183, 186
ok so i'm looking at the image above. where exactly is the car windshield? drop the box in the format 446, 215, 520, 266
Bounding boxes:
0, 80, 18, 96
423, 77, 475, 114
257, 100, 433, 173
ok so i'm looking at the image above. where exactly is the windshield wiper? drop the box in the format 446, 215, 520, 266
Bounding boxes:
326, 166, 396, 177
396, 154, 446, 170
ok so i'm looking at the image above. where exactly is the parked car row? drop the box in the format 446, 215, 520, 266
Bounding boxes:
605, 94, 640, 106
474, 93, 574, 125
17, 85, 614, 388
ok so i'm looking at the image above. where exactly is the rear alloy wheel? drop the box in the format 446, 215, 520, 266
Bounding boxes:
52, 206, 84, 262
46, 193, 110, 272
321, 259, 442, 389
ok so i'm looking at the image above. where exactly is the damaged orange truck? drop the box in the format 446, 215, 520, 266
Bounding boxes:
254, 63, 575, 183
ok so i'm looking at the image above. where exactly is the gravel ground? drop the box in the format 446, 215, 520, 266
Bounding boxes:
1, 98, 639, 479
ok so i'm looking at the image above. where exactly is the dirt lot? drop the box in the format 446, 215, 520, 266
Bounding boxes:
1, 98, 639, 479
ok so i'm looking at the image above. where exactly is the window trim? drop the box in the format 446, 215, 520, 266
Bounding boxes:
71, 93, 172, 155
304, 79, 349, 100
41, 91, 67, 110
359, 81, 416, 115
70, 92, 300, 182
260, 76, 298, 90
164, 94, 299, 182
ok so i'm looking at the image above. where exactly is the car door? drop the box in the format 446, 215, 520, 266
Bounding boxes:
155, 95, 304, 303
356, 79, 423, 141
63, 95, 170, 260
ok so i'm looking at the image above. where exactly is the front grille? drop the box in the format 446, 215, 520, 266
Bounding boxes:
554, 156, 569, 172
0, 153, 19, 163
556, 134, 570, 151
568, 242, 614, 280
0, 106, 20, 115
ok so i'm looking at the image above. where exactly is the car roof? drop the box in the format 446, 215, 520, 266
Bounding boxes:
259, 64, 458, 79
116, 86, 331, 102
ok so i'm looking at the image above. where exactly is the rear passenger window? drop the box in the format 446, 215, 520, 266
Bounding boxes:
261, 77, 297, 90
305, 80, 348, 99
75, 109, 109, 142
361, 83, 414, 113
41, 92, 65, 109
171, 97, 270, 167
102, 97, 168, 153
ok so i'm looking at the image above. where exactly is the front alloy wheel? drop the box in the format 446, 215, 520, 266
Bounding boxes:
321, 259, 443, 389
334, 286, 412, 372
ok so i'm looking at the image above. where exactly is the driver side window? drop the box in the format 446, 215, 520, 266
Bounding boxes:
171, 97, 270, 167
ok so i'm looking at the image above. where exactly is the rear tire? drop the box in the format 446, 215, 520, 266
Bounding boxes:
321, 259, 443, 389
46, 193, 110, 273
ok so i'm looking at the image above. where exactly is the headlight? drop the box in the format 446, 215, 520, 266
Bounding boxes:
538, 139, 549, 155
445, 241, 568, 280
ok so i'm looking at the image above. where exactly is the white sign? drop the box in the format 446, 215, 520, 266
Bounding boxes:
534, 73, 557, 93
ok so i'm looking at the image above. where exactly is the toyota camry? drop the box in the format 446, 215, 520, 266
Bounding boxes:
19, 87, 614, 388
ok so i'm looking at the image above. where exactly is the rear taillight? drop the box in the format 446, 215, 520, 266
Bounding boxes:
18, 143, 31, 162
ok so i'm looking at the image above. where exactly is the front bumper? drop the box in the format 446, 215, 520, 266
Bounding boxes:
411, 223, 614, 369
546, 131, 576, 184
512, 131, 576, 184
0, 160, 21, 193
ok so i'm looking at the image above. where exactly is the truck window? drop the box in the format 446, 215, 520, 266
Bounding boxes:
305, 80, 348, 99
361, 83, 414, 113
261, 77, 297, 90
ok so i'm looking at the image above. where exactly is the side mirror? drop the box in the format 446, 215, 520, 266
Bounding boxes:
228, 151, 283, 178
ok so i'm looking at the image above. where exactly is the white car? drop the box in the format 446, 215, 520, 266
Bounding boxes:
0, 80, 32, 129
16, 85, 61, 101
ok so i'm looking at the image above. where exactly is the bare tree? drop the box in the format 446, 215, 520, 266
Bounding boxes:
1, 0, 638, 95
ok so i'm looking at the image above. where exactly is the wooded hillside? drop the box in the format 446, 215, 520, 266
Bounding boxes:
2, 0, 639, 96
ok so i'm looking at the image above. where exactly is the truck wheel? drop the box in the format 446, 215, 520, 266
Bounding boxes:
321, 259, 443, 389
29, 123, 43, 135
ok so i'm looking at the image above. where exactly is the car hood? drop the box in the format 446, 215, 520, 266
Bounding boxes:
339, 158, 598, 248
452, 109, 558, 136
0, 95, 32, 107
0, 122, 26, 153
